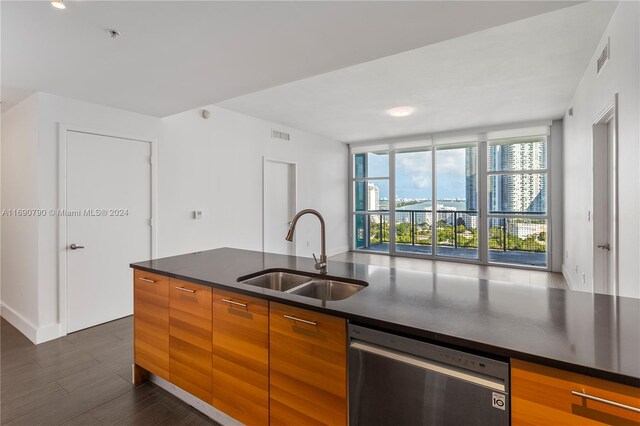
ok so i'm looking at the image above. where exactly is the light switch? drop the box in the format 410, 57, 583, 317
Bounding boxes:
193, 210, 203, 219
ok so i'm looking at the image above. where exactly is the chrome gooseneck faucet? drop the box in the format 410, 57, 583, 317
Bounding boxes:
285, 209, 327, 274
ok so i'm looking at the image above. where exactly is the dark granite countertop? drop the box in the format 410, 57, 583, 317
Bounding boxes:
131, 248, 640, 387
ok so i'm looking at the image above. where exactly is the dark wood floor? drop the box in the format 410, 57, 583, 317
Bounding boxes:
1, 317, 218, 425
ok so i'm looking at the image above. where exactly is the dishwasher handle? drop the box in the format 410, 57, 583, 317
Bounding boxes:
350, 340, 506, 392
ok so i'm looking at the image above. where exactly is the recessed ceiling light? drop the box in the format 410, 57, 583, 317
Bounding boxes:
51, 0, 65, 9
387, 106, 415, 118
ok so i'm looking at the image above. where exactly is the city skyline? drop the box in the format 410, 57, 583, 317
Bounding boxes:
362, 139, 546, 212
364, 150, 472, 200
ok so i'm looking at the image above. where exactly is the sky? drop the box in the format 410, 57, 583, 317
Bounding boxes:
366, 149, 471, 200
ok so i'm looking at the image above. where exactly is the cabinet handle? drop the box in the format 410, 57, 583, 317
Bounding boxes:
175, 286, 196, 294
221, 298, 247, 308
283, 314, 317, 326
571, 391, 640, 414
138, 277, 156, 283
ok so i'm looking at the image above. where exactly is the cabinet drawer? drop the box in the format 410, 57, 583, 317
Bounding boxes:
270, 302, 347, 426
512, 359, 640, 425
133, 270, 169, 380
212, 289, 269, 425
169, 279, 212, 402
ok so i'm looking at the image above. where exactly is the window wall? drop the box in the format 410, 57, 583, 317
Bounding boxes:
351, 127, 550, 269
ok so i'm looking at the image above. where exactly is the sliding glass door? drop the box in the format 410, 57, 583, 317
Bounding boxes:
395, 148, 432, 255
350, 128, 550, 269
435, 144, 478, 260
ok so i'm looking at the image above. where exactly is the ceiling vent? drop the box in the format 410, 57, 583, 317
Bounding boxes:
271, 129, 290, 141
597, 38, 610, 75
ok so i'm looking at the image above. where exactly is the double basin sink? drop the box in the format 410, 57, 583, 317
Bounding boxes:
237, 270, 367, 301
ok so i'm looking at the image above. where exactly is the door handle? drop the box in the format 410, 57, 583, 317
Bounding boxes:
597, 244, 610, 251
69, 243, 85, 250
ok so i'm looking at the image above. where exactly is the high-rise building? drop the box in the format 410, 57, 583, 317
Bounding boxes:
478, 138, 546, 213
465, 147, 478, 211
367, 183, 380, 211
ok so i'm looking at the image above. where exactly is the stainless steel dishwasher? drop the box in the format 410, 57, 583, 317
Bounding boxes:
349, 325, 509, 426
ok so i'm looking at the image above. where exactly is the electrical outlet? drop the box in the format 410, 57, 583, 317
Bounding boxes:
565, 250, 569, 259
582, 273, 586, 284
306, 241, 310, 247
575, 265, 578, 273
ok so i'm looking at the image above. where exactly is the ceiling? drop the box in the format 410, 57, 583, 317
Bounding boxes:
220, 1, 617, 143
1, 1, 581, 116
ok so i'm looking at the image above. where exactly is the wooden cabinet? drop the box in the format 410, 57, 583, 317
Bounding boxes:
133, 270, 170, 381
169, 278, 213, 402
512, 359, 640, 425
269, 302, 347, 426
212, 289, 269, 425
132, 274, 348, 425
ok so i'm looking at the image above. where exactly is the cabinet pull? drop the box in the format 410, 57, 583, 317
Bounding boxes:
175, 286, 196, 294
283, 314, 317, 326
571, 391, 640, 414
221, 298, 247, 308
138, 277, 156, 283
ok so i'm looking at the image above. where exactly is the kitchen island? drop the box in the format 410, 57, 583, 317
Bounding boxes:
131, 248, 640, 425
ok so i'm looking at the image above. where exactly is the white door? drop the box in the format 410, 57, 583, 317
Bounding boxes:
66, 131, 151, 332
592, 105, 617, 295
263, 159, 296, 255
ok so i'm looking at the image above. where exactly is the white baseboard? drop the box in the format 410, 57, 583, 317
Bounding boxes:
1, 302, 61, 344
37, 322, 63, 343
148, 373, 243, 426
1, 302, 38, 343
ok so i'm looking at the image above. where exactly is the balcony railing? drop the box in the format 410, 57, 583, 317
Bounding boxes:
363, 210, 546, 253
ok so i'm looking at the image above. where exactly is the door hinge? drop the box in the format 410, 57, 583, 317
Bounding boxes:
147, 156, 153, 165
148, 218, 153, 227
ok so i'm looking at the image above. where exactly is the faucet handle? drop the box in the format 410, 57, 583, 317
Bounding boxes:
312, 253, 327, 271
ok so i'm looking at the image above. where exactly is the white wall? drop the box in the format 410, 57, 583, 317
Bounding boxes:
159, 105, 349, 260
562, 1, 640, 298
1, 94, 41, 341
549, 119, 563, 273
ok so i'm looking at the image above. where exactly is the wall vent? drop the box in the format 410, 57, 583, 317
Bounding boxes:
271, 129, 290, 141
597, 38, 610, 75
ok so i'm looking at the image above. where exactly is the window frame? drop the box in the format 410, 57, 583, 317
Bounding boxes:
352, 152, 391, 252
486, 136, 549, 268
